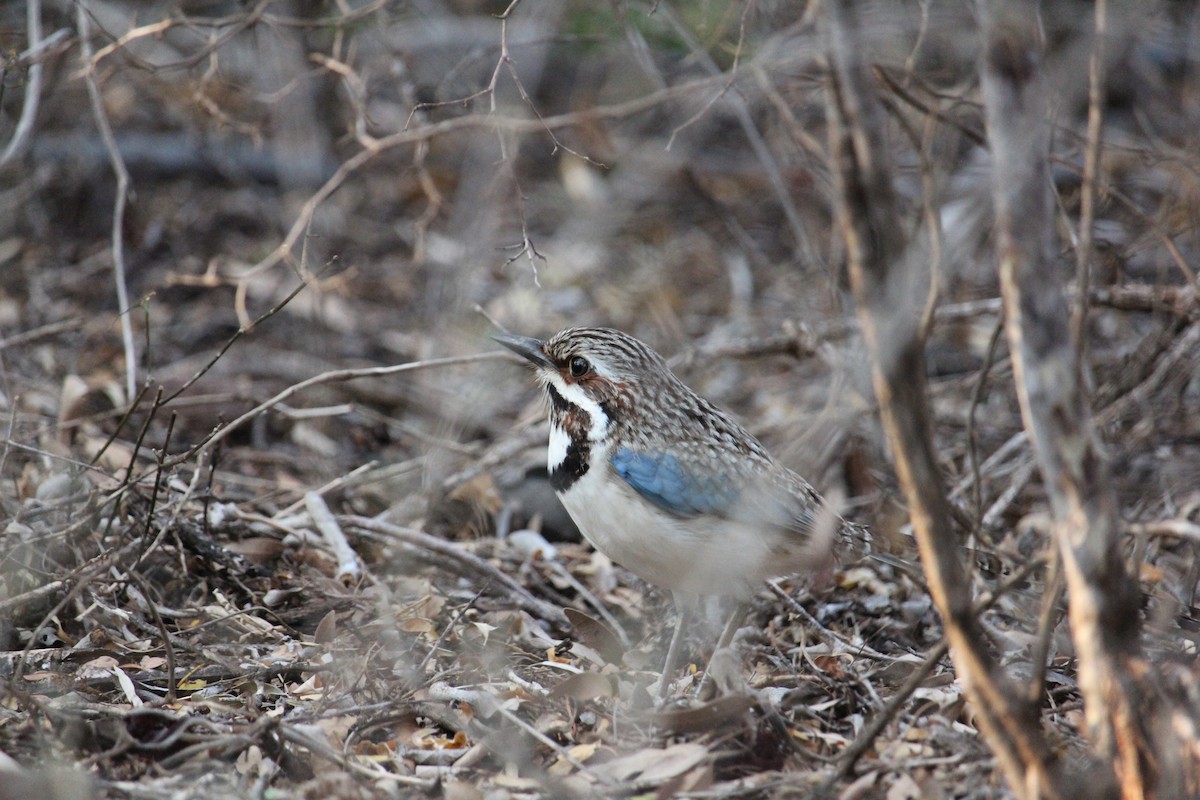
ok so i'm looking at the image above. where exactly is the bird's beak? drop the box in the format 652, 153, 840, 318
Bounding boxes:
493, 333, 555, 370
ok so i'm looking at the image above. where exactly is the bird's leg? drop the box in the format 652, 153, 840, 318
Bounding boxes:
715, 601, 747, 651
658, 601, 692, 700
696, 601, 747, 697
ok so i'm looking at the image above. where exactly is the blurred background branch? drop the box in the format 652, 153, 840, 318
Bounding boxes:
823, 2, 1065, 796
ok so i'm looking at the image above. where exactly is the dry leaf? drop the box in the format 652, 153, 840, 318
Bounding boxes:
314, 610, 338, 644
588, 742, 708, 785
547, 742, 598, 776
236, 744, 263, 776
651, 693, 756, 734
885, 773, 923, 800
79, 655, 119, 680
839, 770, 879, 800
224, 537, 286, 564
399, 617, 437, 638
813, 654, 847, 679
564, 608, 625, 664
442, 780, 484, 800
549, 671, 615, 701
112, 666, 142, 706
468, 621, 497, 643
416, 730, 468, 750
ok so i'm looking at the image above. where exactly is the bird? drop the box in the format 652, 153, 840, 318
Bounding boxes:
495, 327, 866, 696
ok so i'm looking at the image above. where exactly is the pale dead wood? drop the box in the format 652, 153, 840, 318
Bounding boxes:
822, 2, 1065, 797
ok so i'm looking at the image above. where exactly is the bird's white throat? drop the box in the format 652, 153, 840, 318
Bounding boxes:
542, 371, 610, 441
547, 423, 571, 473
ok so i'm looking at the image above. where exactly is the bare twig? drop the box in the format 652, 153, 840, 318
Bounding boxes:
305, 492, 362, 583
0, 318, 82, 351
664, 2, 753, 151
501, 173, 547, 281
767, 581, 893, 662
226, 70, 733, 289
161, 352, 502, 470
1072, 0, 1108, 359
76, 2, 137, 402
829, 638, 949, 782
966, 318, 1006, 526
490, 0, 599, 166
831, 553, 1051, 783
0, 581, 66, 615
439, 419, 548, 494
1026, 548, 1065, 707
0, 0, 46, 166
85, 1, 271, 74
162, 278, 312, 405
126, 571, 177, 704
1128, 519, 1200, 543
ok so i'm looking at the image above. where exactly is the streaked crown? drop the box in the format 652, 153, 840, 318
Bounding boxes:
523, 326, 675, 408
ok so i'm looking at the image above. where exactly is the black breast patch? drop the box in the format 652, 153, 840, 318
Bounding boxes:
549, 434, 589, 492
547, 391, 593, 493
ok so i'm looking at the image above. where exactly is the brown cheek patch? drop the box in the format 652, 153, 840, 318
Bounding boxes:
582, 375, 623, 401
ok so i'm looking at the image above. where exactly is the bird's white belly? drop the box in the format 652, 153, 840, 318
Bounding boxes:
557, 462, 778, 597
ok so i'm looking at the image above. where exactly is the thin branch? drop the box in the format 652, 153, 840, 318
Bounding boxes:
492, 0, 600, 166
0, 318, 82, 351
236, 72, 736, 284
665, 1, 753, 151
1072, 0, 1107, 359
76, 2, 137, 402
831, 551, 1053, 783
0, 0, 46, 166
966, 318, 1006, 526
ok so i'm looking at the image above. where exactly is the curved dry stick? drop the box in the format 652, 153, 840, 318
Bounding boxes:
0, 0, 45, 166
76, 2, 137, 402
830, 552, 1052, 784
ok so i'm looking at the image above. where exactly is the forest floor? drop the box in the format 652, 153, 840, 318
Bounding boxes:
1, 2, 1199, 798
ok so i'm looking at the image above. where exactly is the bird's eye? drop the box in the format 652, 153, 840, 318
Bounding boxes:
568, 356, 590, 378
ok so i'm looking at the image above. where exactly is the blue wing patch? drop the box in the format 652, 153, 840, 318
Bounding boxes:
610, 447, 739, 518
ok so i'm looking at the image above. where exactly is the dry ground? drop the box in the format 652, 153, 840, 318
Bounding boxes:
1, 2, 1199, 798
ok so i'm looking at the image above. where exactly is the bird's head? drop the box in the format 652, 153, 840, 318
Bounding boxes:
494, 327, 672, 419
